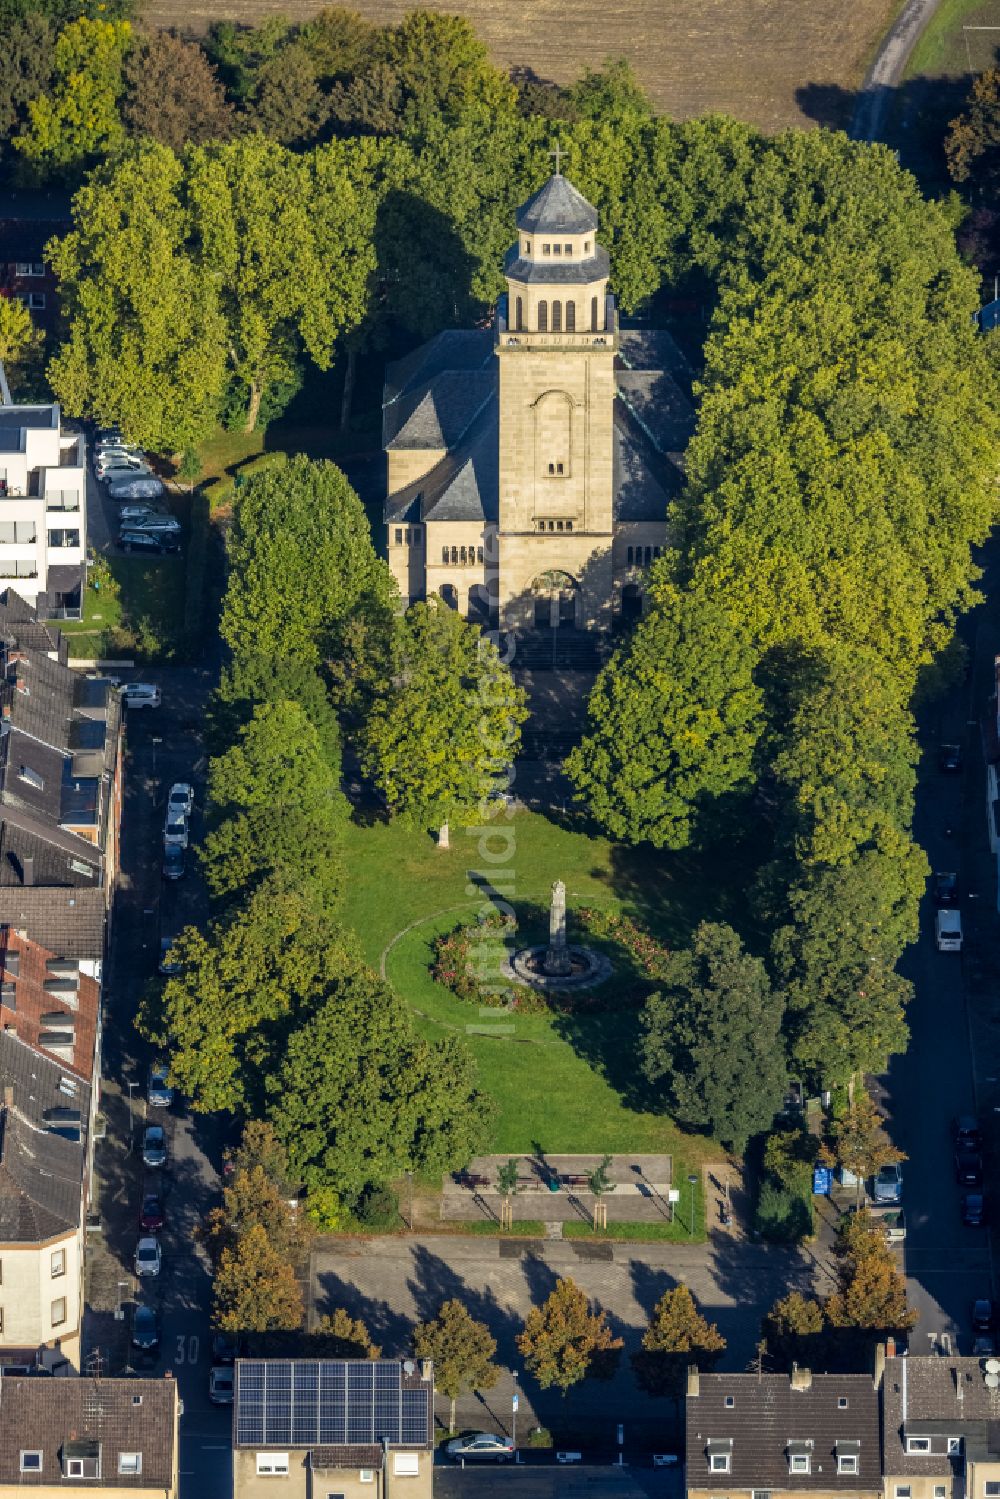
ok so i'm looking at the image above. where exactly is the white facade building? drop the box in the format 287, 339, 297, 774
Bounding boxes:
0, 405, 86, 619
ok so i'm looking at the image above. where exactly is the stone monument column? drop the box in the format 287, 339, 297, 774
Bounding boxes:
544, 879, 572, 977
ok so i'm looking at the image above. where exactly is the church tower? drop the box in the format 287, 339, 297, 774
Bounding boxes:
495, 170, 617, 632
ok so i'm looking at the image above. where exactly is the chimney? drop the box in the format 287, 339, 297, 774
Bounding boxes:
420, 1360, 433, 1384
874, 1343, 887, 1389
687, 1366, 700, 1398
790, 1364, 813, 1393
22, 857, 33, 887
886, 1336, 896, 1359
3, 1085, 11, 1109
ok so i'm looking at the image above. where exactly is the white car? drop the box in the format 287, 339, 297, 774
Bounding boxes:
130, 514, 180, 534
120, 683, 161, 709
118, 504, 156, 524
167, 782, 194, 818
134, 1237, 162, 1277
108, 477, 164, 501
163, 808, 188, 849
97, 459, 152, 483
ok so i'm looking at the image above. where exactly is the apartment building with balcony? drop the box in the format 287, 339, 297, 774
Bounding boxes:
0, 404, 86, 619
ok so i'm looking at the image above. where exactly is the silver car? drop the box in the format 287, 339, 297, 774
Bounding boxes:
108, 477, 163, 500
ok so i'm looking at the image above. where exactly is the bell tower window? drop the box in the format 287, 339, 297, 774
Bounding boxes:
566, 302, 576, 333
515, 297, 523, 331
538, 301, 548, 332
552, 301, 562, 333
591, 296, 599, 331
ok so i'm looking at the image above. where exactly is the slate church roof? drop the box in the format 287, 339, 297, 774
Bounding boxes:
516, 174, 599, 235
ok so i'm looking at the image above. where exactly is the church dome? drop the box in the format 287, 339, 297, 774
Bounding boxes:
516, 173, 598, 236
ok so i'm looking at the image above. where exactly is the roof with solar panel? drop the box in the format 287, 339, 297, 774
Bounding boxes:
234, 1360, 433, 1452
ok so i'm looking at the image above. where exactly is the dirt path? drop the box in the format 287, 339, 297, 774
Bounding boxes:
850, 0, 944, 140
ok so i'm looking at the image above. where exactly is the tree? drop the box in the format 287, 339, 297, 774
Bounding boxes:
822, 1092, 905, 1208
631, 1285, 725, 1399
566, 585, 762, 848
516, 1277, 622, 1394
641, 923, 786, 1151
15, 17, 131, 178
361, 597, 527, 830
825, 1210, 917, 1343
268, 968, 494, 1201
226, 1119, 296, 1196
47, 142, 229, 450
0, 295, 43, 393
947, 68, 1000, 191
123, 29, 235, 151
250, 39, 329, 147
413, 1300, 500, 1434
762, 1291, 827, 1372
566, 58, 651, 121
372, 12, 515, 133
313, 1307, 381, 1359
203, 15, 293, 107
0, 14, 54, 147
221, 456, 392, 673
213, 1223, 304, 1333
201, 1163, 312, 1265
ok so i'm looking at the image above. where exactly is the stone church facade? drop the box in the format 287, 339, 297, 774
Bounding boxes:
383, 172, 695, 632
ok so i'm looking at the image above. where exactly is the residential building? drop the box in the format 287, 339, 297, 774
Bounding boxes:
0, 192, 72, 337
881, 1350, 1000, 1499
0, 1028, 91, 1371
384, 170, 695, 633
232, 1358, 434, 1499
0, 403, 86, 619
685, 1366, 882, 1499
0, 1372, 179, 1494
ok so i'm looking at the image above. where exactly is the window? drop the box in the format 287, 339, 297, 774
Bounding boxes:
838, 1397, 849, 1408
50, 1297, 66, 1327
256, 1454, 290, 1476
22, 293, 45, 310
710, 1454, 731, 1473
585, 241, 591, 253
947, 1439, 962, 1455
393, 1454, 420, 1477
18, 766, 43, 790
896, 1487, 912, 1497
516, 296, 523, 331
477, 546, 484, 563
984, 1485, 999, 1497
1, 982, 14, 1008
553, 244, 562, 255
724, 1396, 735, 1409
564, 243, 572, 254
451, 547, 459, 565
0, 521, 37, 544
556, 520, 564, 532
395, 529, 403, 545
119, 1454, 142, 1475
441, 547, 449, 564
566, 301, 576, 332
47, 529, 80, 549
591, 295, 599, 330
459, 546, 467, 564
51, 1248, 66, 1278
789, 1456, 811, 1475
524, 241, 531, 254
538, 301, 548, 332
542, 243, 551, 255
934, 1488, 947, 1499
15, 262, 44, 277
566, 520, 573, 532
907, 1439, 932, 1455
627, 546, 634, 566
552, 301, 562, 333
360, 1471, 376, 1484
837, 1456, 859, 1475
20, 1452, 42, 1472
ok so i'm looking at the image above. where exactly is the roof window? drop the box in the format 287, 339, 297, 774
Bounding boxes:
838, 1397, 848, 1408
20, 1452, 42, 1473
724, 1396, 734, 1409
118, 1453, 142, 1475
18, 765, 43, 790
906, 1438, 932, 1455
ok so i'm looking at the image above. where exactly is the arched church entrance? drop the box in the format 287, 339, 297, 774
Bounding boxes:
468, 583, 492, 623
620, 582, 643, 623
529, 571, 579, 630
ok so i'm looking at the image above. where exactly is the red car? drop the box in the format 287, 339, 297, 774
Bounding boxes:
139, 1194, 164, 1232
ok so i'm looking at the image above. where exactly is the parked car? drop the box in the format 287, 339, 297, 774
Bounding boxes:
955, 1116, 983, 1151
211, 1332, 238, 1366
956, 1148, 984, 1188
129, 513, 180, 534
974, 1335, 995, 1356
131, 1304, 160, 1351
119, 528, 179, 555
95, 426, 124, 446
963, 1193, 986, 1227
446, 1434, 516, 1464
872, 1163, 903, 1204
939, 742, 962, 772
167, 782, 194, 818
209, 1366, 235, 1405
108, 477, 164, 501
936, 908, 963, 953
134, 1237, 162, 1278
163, 808, 188, 850
147, 1062, 173, 1108
96, 445, 145, 467
934, 871, 959, 907
162, 842, 185, 881
97, 458, 151, 482
120, 682, 161, 709
973, 1298, 994, 1333
118, 503, 155, 523
158, 937, 181, 977
142, 1124, 167, 1168
139, 1193, 165, 1232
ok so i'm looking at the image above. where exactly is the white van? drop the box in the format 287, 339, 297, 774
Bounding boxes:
936, 908, 963, 952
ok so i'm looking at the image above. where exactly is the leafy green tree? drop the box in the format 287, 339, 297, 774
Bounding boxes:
413, 1300, 500, 1433
221, 455, 392, 672
946, 68, 1000, 191
631, 1285, 725, 1399
0, 295, 44, 395
213, 1223, 304, 1333
250, 38, 329, 147
361, 597, 527, 831
225, 1119, 296, 1196
123, 29, 235, 151
641, 922, 786, 1151
201, 1162, 313, 1265
0, 14, 53, 148
762, 1291, 827, 1371
516, 1277, 622, 1394
371, 11, 515, 133
203, 15, 292, 106
566, 58, 651, 121
15, 17, 131, 177
313, 1307, 381, 1359
566, 585, 762, 848
47, 142, 228, 449
268, 968, 494, 1200
822, 1092, 905, 1208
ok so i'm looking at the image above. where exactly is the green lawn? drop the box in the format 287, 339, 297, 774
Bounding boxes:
904, 0, 1000, 76
343, 809, 744, 1169
55, 556, 186, 661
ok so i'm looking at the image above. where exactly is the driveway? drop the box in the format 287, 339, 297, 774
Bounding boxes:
850, 0, 943, 142
311, 1234, 824, 1449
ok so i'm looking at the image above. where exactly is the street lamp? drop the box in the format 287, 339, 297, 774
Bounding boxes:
511, 1369, 519, 1459
115, 1280, 129, 1322
687, 1173, 698, 1239
150, 735, 162, 786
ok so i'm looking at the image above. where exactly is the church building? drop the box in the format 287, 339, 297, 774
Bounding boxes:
383, 170, 695, 634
